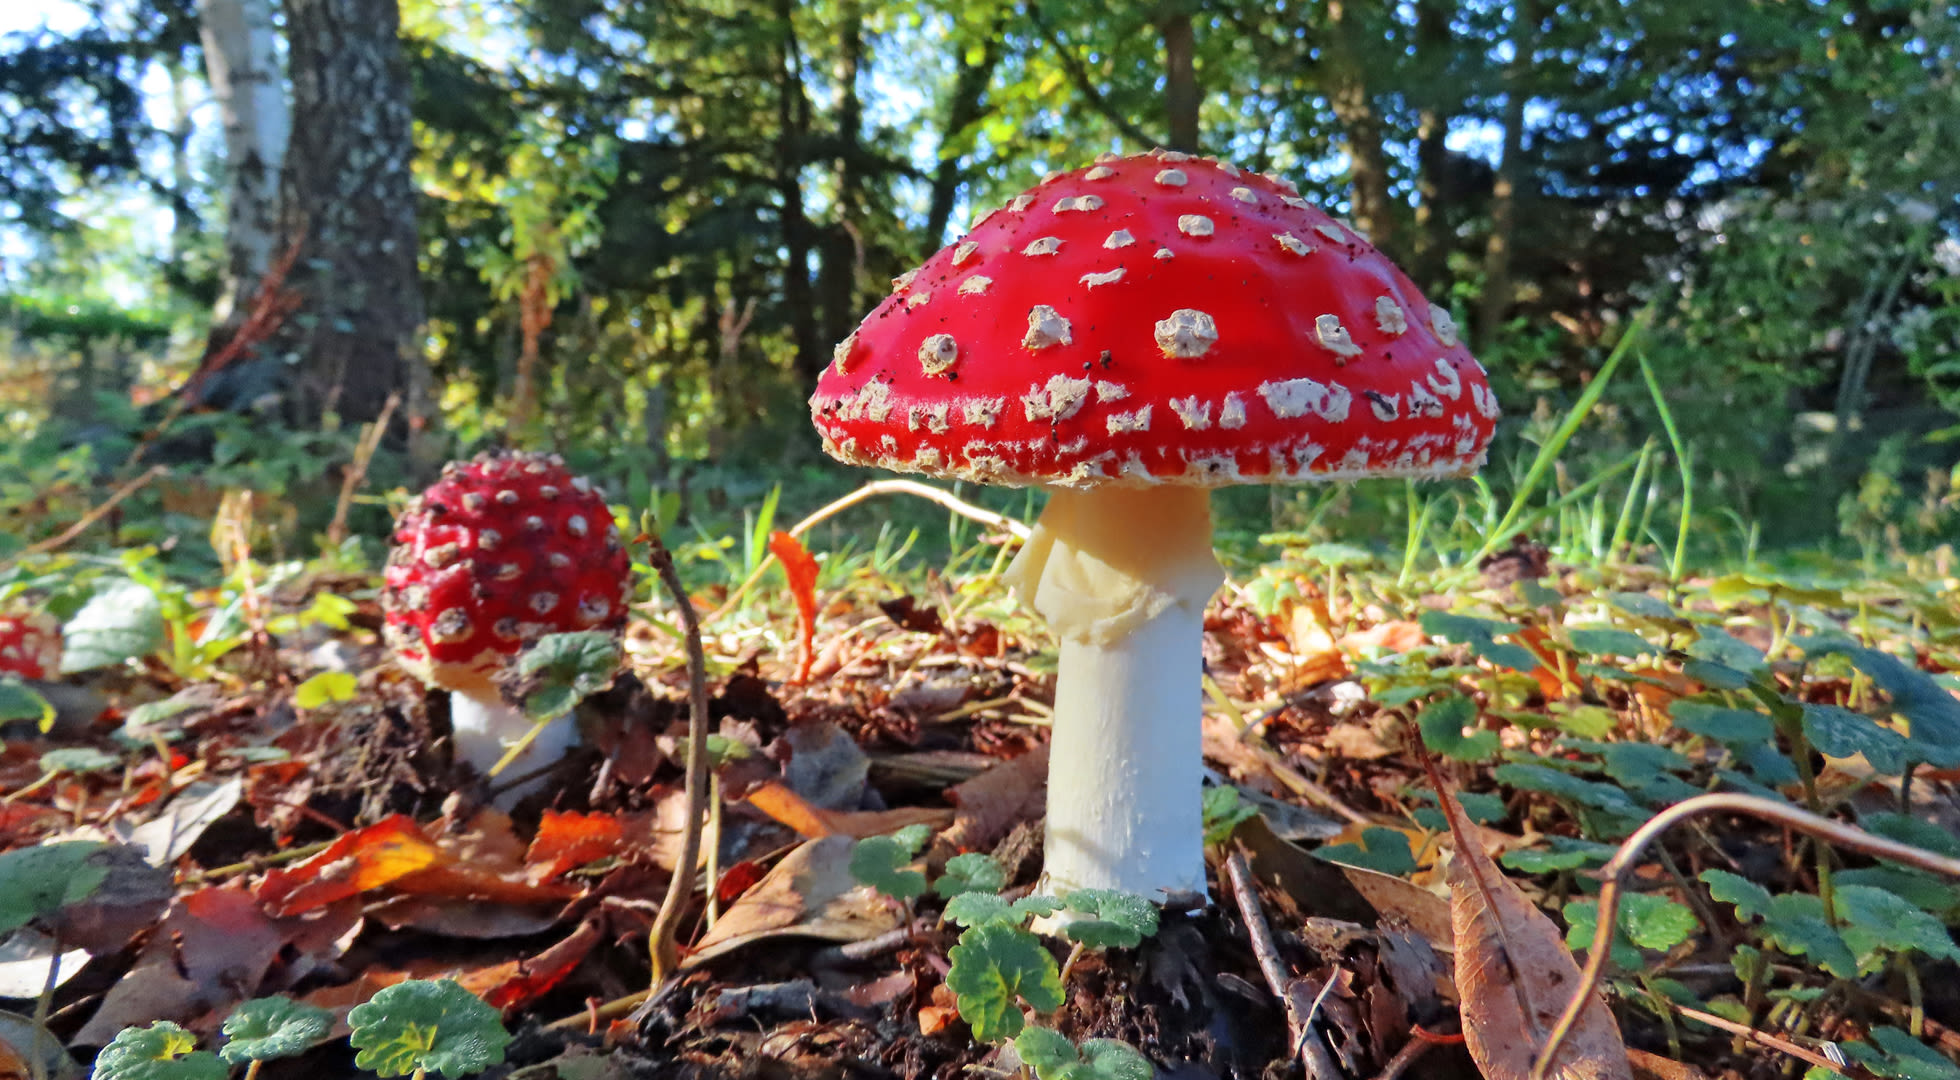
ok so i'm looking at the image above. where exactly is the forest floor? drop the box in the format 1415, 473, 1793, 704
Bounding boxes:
3, 501, 1960, 1080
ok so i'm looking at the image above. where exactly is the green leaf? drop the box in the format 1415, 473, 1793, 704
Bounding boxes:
848, 824, 932, 901
1418, 611, 1538, 671
1843, 1027, 1960, 1080
1801, 704, 1911, 774
1015, 1028, 1155, 1080
1811, 644, 1960, 765
1687, 632, 1766, 672
293, 671, 357, 710
1560, 900, 1640, 969
1201, 785, 1260, 847
1701, 869, 1775, 920
1565, 893, 1698, 957
1858, 812, 1960, 858
1315, 827, 1419, 876
0, 675, 54, 730
1603, 592, 1675, 619
945, 922, 1065, 1041
0, 841, 112, 936
1075, 1039, 1155, 1080
95, 1021, 228, 1080
1669, 702, 1773, 743
1566, 627, 1654, 658
1416, 694, 1497, 761
945, 892, 1015, 927
1834, 885, 1960, 965
1493, 763, 1644, 818
1015, 1027, 1080, 1078
1059, 890, 1160, 950
220, 997, 335, 1063
516, 631, 621, 721
936, 853, 1007, 899
1704, 879, 1859, 978
39, 747, 119, 774
1502, 836, 1615, 873
60, 578, 164, 673
1589, 742, 1691, 788
346, 978, 511, 1078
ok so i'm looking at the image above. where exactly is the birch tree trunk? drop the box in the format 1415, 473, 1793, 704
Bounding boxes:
197, 0, 289, 324
261, 0, 429, 434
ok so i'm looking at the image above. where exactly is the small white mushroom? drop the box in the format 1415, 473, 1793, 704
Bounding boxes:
919, 333, 959, 375
1080, 267, 1126, 288
958, 275, 993, 295
1230, 187, 1258, 205
1314, 314, 1364, 359
1177, 215, 1215, 237
1054, 195, 1105, 212
951, 241, 979, 266
1156, 168, 1189, 187
1023, 305, 1073, 350
1430, 306, 1460, 347
1104, 229, 1136, 249
1274, 232, 1314, 256
1154, 308, 1219, 358
1023, 236, 1064, 257
1375, 296, 1409, 336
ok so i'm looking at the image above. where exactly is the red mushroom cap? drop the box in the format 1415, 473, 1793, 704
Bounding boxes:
810, 150, 1499, 488
0, 612, 60, 680
382, 451, 631, 692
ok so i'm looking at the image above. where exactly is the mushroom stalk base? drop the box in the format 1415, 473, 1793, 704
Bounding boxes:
1004, 485, 1223, 901
449, 690, 579, 809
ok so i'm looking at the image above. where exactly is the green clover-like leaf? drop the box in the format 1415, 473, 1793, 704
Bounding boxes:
1015, 1028, 1154, 1080
39, 747, 120, 774
1669, 702, 1773, 744
936, 853, 1007, 899
1564, 893, 1697, 970
1416, 611, 1539, 671
944, 893, 1063, 928
1501, 836, 1615, 874
293, 671, 357, 710
1015, 1026, 1080, 1078
945, 921, 1064, 1042
1801, 703, 1911, 775
346, 978, 511, 1078
848, 824, 932, 901
1316, 826, 1419, 876
1075, 1039, 1155, 1080
0, 841, 112, 936
0, 675, 54, 731
1842, 1026, 1960, 1080
95, 1021, 228, 1080
1201, 785, 1260, 847
1565, 627, 1654, 658
1834, 885, 1960, 966
1059, 890, 1160, 950
1416, 694, 1497, 762
1812, 644, 1960, 767
220, 996, 335, 1063
1704, 875, 1858, 978
515, 631, 621, 721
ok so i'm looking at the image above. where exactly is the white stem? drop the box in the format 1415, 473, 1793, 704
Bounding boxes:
1004, 485, 1223, 900
448, 690, 579, 809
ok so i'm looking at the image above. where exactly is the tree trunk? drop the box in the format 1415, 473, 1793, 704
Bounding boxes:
774, 0, 823, 386
262, 0, 428, 434
816, 0, 866, 357
924, 25, 1003, 247
1161, 5, 1199, 152
197, 0, 289, 324
1479, 1, 1536, 349
1410, 0, 1451, 290
1325, 1, 1394, 249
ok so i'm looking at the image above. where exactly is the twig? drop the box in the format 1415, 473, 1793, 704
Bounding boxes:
1533, 793, 1960, 1080
28, 928, 61, 1080
326, 391, 400, 547
1666, 1003, 1845, 1074
3, 465, 168, 567
708, 479, 1030, 623
1225, 847, 1342, 1079
646, 532, 713, 983
185, 838, 336, 884
545, 988, 653, 1032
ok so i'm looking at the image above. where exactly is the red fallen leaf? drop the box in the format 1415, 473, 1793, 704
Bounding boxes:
254, 815, 446, 916
462, 916, 604, 1011
768, 530, 820, 685
527, 810, 627, 883
716, 859, 767, 905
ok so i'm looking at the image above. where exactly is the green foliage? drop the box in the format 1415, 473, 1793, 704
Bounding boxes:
0, 841, 111, 935
38, 747, 118, 774
1057, 890, 1160, 950
1415, 694, 1497, 762
848, 824, 933, 902
514, 631, 621, 720
1563, 894, 1698, 969
1315, 827, 1419, 876
943, 892, 1062, 929
944, 921, 1065, 1042
346, 979, 511, 1078
293, 671, 358, 710
1015, 1027, 1154, 1080
94, 1022, 228, 1080
1200, 785, 1259, 848
0, 676, 54, 729
1416, 612, 1539, 672
1841, 1026, 1960, 1080
60, 577, 164, 673
936, 853, 1007, 899
219, 997, 335, 1064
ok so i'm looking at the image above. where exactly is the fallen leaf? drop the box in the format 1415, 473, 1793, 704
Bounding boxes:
119, 778, 242, 866
526, 810, 627, 883
459, 916, 604, 1011
1340, 620, 1427, 654
1439, 783, 1630, 1080
0, 932, 88, 997
1322, 723, 1394, 760
769, 531, 820, 685
254, 816, 445, 916
685, 836, 902, 967
0, 1010, 78, 1080
935, 744, 1048, 856
778, 721, 870, 810
1627, 1048, 1710, 1080
745, 779, 952, 840
1341, 865, 1455, 949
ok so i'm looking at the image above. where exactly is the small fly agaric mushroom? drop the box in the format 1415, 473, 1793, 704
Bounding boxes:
383, 451, 631, 804
810, 150, 1499, 900
0, 612, 60, 680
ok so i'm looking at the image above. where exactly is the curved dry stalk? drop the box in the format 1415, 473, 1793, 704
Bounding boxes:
708, 478, 1030, 623
2, 464, 168, 568
1532, 792, 1960, 1080
646, 534, 713, 983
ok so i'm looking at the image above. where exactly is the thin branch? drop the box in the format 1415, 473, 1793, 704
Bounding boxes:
646, 532, 714, 983
1225, 848, 1343, 1080
1026, 7, 1162, 149
2, 465, 168, 568
327, 392, 399, 547
1533, 792, 1960, 1080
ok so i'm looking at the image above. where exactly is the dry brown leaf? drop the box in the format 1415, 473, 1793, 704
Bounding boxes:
1440, 785, 1630, 1080
935, 743, 1049, 855
1341, 864, 1454, 949
1322, 723, 1394, 760
1627, 1049, 1710, 1080
684, 835, 900, 967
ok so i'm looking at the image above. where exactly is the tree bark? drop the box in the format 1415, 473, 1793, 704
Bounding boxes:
1325, 1, 1394, 249
262, 0, 428, 434
774, 0, 823, 386
197, 0, 289, 325
924, 25, 1003, 247
816, 0, 866, 357
1411, 0, 1452, 289
1161, 4, 1199, 152
1479, 1, 1536, 349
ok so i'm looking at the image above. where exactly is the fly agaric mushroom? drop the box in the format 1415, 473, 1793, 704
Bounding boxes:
809, 150, 1499, 900
0, 612, 60, 680
383, 451, 630, 804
